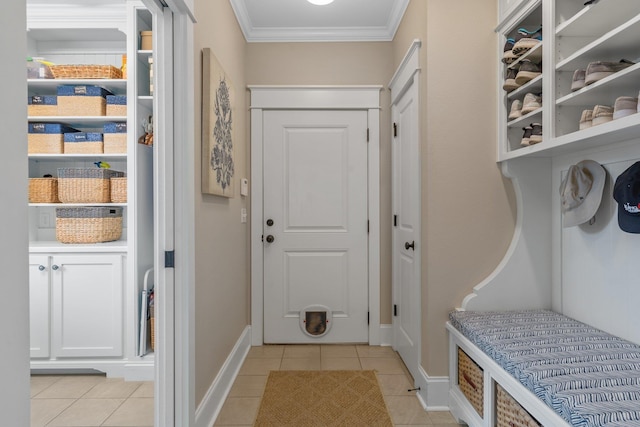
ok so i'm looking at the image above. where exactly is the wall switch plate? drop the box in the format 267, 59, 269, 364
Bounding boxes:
240, 178, 248, 196
241, 208, 247, 223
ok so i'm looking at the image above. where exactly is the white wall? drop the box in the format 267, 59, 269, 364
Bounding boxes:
0, 0, 31, 424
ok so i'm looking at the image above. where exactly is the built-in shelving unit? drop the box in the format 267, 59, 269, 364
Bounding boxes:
26, 0, 154, 380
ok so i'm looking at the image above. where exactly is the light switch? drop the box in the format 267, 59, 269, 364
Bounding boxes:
241, 208, 247, 223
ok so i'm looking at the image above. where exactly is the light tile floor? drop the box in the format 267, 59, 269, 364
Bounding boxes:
31, 374, 154, 427
215, 344, 466, 427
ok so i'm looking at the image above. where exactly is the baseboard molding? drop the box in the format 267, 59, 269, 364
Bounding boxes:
194, 326, 252, 427
414, 365, 450, 411
379, 324, 392, 346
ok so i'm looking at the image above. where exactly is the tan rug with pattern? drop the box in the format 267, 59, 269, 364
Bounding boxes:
253, 370, 393, 426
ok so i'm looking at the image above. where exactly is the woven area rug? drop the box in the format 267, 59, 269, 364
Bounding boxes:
253, 370, 393, 426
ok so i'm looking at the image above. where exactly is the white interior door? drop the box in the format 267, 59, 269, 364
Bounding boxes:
263, 110, 369, 343
392, 76, 421, 381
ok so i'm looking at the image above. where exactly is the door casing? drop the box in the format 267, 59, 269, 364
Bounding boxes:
249, 86, 382, 346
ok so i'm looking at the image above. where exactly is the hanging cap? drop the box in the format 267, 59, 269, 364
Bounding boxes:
559, 160, 606, 227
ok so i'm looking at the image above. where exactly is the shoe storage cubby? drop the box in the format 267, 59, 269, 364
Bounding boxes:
498, 0, 640, 161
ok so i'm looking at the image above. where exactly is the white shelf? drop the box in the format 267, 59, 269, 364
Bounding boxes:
556, 0, 640, 38
28, 116, 126, 125
507, 75, 543, 100
29, 240, 128, 253
507, 108, 542, 128
29, 203, 128, 207
507, 42, 542, 69
29, 153, 127, 159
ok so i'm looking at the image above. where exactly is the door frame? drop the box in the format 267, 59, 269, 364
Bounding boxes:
249, 86, 382, 346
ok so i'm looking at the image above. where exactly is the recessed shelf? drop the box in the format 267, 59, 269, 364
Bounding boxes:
29, 153, 126, 159
507, 108, 542, 128
556, 0, 640, 38
29, 203, 128, 207
28, 79, 126, 94
28, 240, 128, 253
507, 75, 543, 100
28, 116, 126, 126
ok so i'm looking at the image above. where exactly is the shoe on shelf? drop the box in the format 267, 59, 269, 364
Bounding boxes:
579, 109, 593, 130
528, 123, 542, 145
521, 93, 542, 115
521, 124, 533, 146
512, 26, 542, 56
503, 67, 520, 92
502, 38, 517, 64
515, 60, 542, 85
584, 59, 635, 86
613, 96, 638, 120
508, 99, 523, 120
571, 69, 586, 92
592, 104, 614, 125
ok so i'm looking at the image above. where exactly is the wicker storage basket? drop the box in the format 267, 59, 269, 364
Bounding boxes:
63, 132, 104, 154
106, 95, 127, 116
28, 123, 78, 154
55, 206, 123, 244
50, 64, 123, 80
150, 317, 155, 351
28, 95, 58, 116
57, 168, 124, 203
110, 177, 127, 203
496, 384, 541, 427
458, 348, 484, 417
29, 178, 60, 203
103, 122, 127, 153
57, 85, 112, 116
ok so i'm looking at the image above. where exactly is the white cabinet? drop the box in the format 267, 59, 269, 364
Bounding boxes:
29, 253, 124, 359
29, 254, 51, 358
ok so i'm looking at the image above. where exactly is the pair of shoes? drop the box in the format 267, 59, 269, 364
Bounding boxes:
502, 38, 517, 64
521, 123, 542, 146
571, 69, 586, 92
508, 93, 542, 120
503, 67, 520, 92
512, 26, 542, 56
585, 59, 635, 86
515, 60, 542, 85
580, 105, 614, 128
613, 96, 638, 119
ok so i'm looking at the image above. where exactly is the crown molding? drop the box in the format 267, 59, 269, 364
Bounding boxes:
229, 0, 409, 43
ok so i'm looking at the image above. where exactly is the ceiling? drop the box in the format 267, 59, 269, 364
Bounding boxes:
228, 0, 410, 42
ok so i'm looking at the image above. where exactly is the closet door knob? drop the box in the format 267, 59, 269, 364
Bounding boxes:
404, 241, 415, 250
52, 265, 59, 271
38, 265, 45, 271
265, 235, 275, 243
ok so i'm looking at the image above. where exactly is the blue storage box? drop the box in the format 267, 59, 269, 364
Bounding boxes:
57, 85, 112, 116
28, 123, 79, 154
63, 132, 104, 154
103, 122, 127, 133
106, 95, 126, 105
106, 95, 127, 116
28, 95, 57, 105
56, 85, 112, 97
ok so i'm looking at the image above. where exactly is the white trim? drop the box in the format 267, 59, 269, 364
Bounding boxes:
379, 324, 393, 347
388, 39, 421, 104
195, 327, 252, 427
249, 86, 382, 347
413, 365, 450, 411
228, 0, 408, 42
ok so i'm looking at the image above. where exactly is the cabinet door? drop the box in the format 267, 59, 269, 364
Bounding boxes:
29, 254, 51, 358
51, 254, 124, 358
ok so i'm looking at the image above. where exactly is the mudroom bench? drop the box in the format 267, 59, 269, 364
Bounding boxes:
446, 310, 640, 427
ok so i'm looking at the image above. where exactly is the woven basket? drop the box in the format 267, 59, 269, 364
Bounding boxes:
496, 384, 541, 427
29, 178, 60, 203
150, 317, 155, 350
28, 134, 64, 154
104, 134, 127, 153
110, 177, 127, 203
458, 348, 484, 417
28, 105, 58, 116
57, 168, 124, 203
55, 207, 123, 244
64, 141, 104, 154
50, 64, 123, 79
58, 97, 106, 116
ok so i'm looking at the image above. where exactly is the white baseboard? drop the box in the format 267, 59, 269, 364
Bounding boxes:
414, 365, 450, 411
379, 324, 392, 346
194, 326, 252, 427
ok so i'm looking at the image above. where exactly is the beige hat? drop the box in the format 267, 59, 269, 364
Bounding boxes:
559, 160, 606, 227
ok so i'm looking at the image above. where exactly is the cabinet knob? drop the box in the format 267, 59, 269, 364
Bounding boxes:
52, 265, 59, 271
38, 265, 45, 271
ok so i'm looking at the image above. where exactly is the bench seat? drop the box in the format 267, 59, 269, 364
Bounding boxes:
448, 310, 640, 427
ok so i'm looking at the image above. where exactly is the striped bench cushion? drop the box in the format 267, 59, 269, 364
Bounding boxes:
449, 310, 640, 427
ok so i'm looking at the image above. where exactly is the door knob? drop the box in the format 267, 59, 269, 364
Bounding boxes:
265, 235, 275, 243
38, 265, 45, 271
405, 241, 415, 250
52, 265, 59, 270
266, 219, 274, 226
